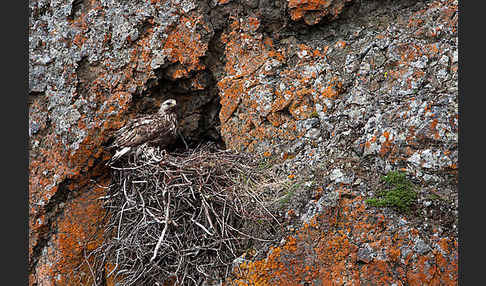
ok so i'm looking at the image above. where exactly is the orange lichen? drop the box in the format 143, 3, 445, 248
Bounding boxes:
247, 17, 261, 32
430, 118, 440, 139
321, 78, 343, 99
335, 40, 346, 49
33, 179, 109, 285
230, 194, 457, 285
30, 0, 458, 283
30, 3, 216, 283
379, 131, 394, 157
162, 15, 208, 79
220, 16, 321, 152
288, 0, 352, 25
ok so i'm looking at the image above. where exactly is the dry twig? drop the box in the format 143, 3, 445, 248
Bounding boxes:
92, 142, 281, 285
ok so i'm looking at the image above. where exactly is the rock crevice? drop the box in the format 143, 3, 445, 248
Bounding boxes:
29, 0, 458, 284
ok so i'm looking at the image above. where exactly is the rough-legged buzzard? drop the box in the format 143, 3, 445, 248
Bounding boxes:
109, 99, 178, 163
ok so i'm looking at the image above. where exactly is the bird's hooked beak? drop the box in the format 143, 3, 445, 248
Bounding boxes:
159, 99, 177, 113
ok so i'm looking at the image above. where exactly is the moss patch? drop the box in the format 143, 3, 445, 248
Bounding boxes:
279, 182, 301, 208
310, 111, 319, 118
366, 171, 417, 213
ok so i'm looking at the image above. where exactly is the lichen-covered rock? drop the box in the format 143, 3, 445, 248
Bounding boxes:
230, 192, 457, 285
219, 0, 457, 284
29, 0, 216, 284
288, 0, 353, 25
29, 0, 457, 284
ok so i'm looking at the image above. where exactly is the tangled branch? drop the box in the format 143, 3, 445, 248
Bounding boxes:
93, 143, 281, 285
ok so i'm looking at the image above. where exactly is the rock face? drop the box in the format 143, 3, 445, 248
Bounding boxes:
29, 0, 457, 285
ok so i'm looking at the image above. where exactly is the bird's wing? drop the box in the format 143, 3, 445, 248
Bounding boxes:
112, 116, 163, 147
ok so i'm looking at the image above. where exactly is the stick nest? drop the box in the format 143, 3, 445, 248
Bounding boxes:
94, 143, 281, 285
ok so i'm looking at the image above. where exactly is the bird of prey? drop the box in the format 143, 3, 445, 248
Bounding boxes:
109, 99, 178, 163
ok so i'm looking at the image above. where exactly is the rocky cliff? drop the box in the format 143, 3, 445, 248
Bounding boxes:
29, 0, 458, 285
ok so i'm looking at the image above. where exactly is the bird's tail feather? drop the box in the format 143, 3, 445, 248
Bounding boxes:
108, 146, 131, 165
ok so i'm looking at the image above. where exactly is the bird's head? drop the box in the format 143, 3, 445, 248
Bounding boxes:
158, 99, 177, 114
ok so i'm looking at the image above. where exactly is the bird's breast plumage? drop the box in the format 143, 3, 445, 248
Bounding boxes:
112, 110, 178, 149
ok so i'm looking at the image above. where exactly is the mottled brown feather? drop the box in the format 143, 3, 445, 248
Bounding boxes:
110, 99, 178, 157
112, 112, 178, 149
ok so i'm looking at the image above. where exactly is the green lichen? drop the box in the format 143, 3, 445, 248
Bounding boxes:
279, 182, 301, 208
257, 157, 276, 170
426, 193, 441, 201
366, 171, 417, 213
310, 111, 319, 118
